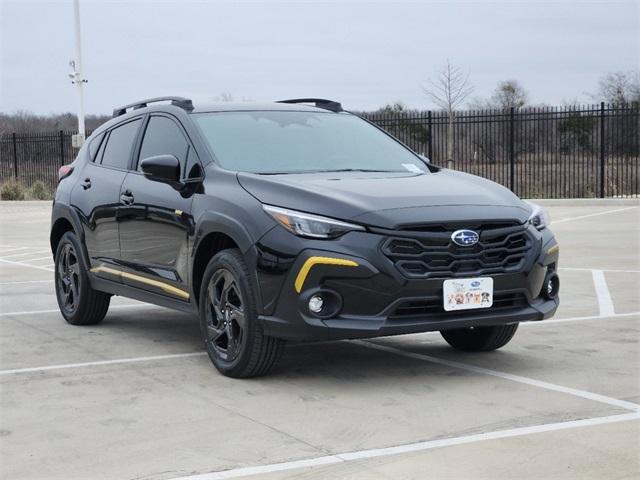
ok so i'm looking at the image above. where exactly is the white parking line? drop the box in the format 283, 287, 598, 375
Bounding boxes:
592, 270, 616, 317
530, 311, 638, 325
22, 256, 55, 262
0, 247, 28, 255
358, 340, 640, 412
561, 267, 640, 274
0, 250, 51, 259
415, 312, 640, 343
0, 257, 54, 272
0, 351, 206, 376
168, 413, 640, 480
0, 279, 52, 285
553, 206, 637, 224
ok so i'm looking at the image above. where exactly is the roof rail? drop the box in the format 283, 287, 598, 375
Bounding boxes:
112, 96, 194, 117
277, 98, 343, 113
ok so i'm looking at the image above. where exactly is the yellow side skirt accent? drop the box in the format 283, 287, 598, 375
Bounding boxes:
91, 265, 190, 300
294, 257, 358, 293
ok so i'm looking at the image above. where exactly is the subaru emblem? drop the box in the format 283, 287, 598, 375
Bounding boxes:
471, 281, 481, 287
451, 229, 479, 247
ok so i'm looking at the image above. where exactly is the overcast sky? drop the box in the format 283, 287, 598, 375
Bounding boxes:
1, 0, 638, 115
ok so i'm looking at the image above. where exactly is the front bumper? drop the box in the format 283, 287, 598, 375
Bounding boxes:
255, 225, 560, 341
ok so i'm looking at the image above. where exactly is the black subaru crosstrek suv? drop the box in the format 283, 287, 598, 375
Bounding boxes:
51, 97, 560, 378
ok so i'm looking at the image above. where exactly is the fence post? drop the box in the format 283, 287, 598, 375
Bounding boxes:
12, 133, 18, 180
427, 110, 433, 159
599, 102, 605, 198
509, 107, 515, 192
59, 130, 65, 166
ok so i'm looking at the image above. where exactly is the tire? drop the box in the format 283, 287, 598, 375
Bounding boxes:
199, 249, 284, 378
440, 324, 519, 352
54, 231, 111, 325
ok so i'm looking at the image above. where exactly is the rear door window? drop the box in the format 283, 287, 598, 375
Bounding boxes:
100, 119, 142, 169
138, 116, 189, 175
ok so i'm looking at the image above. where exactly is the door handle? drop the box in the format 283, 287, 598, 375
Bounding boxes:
81, 178, 91, 190
120, 190, 135, 206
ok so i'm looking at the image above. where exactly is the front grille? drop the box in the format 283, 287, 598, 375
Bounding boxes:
382, 222, 535, 279
391, 292, 529, 318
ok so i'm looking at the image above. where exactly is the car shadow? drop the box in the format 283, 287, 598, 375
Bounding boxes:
100, 307, 535, 382
100, 307, 203, 349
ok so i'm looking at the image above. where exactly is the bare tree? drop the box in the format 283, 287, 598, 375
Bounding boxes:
490, 80, 528, 109
423, 60, 474, 168
592, 71, 640, 105
213, 92, 234, 102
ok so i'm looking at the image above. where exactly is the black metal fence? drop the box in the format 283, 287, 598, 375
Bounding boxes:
1, 103, 638, 198
0, 130, 79, 194
364, 103, 638, 198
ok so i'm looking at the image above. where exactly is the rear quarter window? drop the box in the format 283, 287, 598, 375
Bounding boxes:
88, 132, 105, 162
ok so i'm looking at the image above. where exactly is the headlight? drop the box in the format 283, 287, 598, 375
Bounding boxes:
526, 201, 550, 230
263, 205, 365, 239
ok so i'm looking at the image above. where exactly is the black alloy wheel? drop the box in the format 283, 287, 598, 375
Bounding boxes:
56, 243, 81, 314
199, 249, 284, 378
54, 231, 111, 325
205, 268, 247, 362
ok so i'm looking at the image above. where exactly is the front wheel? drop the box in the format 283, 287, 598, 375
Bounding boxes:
199, 249, 284, 378
440, 324, 519, 352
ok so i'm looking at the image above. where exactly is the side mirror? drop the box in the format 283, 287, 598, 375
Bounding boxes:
140, 155, 181, 183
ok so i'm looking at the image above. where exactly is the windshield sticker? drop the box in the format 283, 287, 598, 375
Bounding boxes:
402, 163, 423, 173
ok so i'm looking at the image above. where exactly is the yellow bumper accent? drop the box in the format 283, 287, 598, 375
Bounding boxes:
90, 265, 190, 300
294, 256, 359, 293
547, 244, 560, 255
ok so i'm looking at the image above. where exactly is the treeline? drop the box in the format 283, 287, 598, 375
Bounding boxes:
0, 111, 110, 135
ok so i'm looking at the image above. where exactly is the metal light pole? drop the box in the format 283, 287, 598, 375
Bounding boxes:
69, 0, 87, 147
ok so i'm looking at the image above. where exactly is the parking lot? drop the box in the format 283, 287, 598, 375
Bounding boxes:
0, 200, 638, 480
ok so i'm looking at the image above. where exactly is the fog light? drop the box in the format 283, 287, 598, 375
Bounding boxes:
543, 273, 560, 300
309, 295, 324, 313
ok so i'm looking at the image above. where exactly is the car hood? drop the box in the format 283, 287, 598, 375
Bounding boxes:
237, 170, 531, 229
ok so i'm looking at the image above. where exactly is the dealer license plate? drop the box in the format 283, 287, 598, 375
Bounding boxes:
443, 277, 493, 312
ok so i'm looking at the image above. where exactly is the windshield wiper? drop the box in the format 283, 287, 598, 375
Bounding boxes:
253, 168, 412, 175
315, 168, 402, 173
252, 170, 319, 175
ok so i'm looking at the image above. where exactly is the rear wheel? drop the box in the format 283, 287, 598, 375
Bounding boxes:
440, 324, 519, 352
54, 231, 111, 325
199, 249, 284, 378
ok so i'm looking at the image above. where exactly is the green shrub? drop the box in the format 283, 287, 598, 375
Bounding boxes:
1, 179, 26, 200
29, 181, 51, 200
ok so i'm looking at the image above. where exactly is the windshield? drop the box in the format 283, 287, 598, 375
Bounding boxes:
194, 111, 429, 174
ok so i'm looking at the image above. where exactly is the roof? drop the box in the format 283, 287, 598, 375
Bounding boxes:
96, 98, 346, 135
112, 97, 343, 119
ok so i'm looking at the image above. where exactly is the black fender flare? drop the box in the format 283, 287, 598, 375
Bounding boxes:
191, 211, 265, 312
50, 202, 92, 269
193, 211, 255, 255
